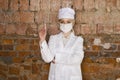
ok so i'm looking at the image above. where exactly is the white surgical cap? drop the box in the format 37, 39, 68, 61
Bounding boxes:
58, 7, 75, 19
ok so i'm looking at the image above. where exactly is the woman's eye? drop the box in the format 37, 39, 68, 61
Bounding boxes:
59, 20, 72, 24
59, 21, 64, 23
67, 21, 71, 23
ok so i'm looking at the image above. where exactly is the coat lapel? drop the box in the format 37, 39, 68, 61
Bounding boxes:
57, 32, 77, 50
64, 32, 76, 49
58, 33, 64, 49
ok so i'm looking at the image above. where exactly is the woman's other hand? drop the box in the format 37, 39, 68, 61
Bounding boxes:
51, 57, 55, 64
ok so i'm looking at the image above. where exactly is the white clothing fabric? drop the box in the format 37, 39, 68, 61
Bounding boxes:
58, 7, 75, 19
40, 32, 84, 80
63, 36, 69, 46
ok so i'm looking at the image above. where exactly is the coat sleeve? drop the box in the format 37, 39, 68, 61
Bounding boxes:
55, 37, 84, 65
40, 36, 55, 63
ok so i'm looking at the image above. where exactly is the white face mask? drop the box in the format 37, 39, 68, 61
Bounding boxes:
60, 23, 73, 33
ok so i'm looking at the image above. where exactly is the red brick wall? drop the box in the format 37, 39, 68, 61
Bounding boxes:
0, 0, 120, 80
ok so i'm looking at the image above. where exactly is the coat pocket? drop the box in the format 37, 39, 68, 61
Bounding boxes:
70, 76, 81, 80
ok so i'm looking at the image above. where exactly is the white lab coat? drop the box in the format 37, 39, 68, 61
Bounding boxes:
40, 32, 84, 80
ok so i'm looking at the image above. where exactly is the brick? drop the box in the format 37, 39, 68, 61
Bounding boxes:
3, 45, 14, 50
0, 12, 12, 23
26, 24, 38, 36
30, 39, 39, 45
20, 12, 34, 23
18, 52, 31, 57
30, 0, 40, 11
5, 12, 13, 23
48, 24, 60, 35
97, 24, 114, 34
85, 51, 99, 57
0, 51, 16, 56
105, 58, 116, 64
22, 74, 31, 80
0, 63, 8, 71
41, 64, 50, 72
73, 24, 81, 36
40, 0, 50, 10
117, 0, 120, 10
84, 44, 92, 51
111, 10, 120, 24
12, 57, 24, 63
90, 72, 114, 80
89, 24, 96, 34
95, 0, 106, 10
0, 12, 5, 23
0, 0, 8, 10
16, 44, 30, 51
104, 25, 114, 34
11, 11, 34, 23
82, 63, 101, 73
75, 11, 82, 24
73, 0, 83, 11
84, 0, 95, 11
22, 64, 31, 70
111, 52, 120, 57
9, 65, 20, 75
81, 12, 94, 24
114, 25, 120, 34
15, 23, 28, 35
118, 45, 120, 51
32, 63, 41, 74
0, 23, 5, 34
6, 24, 16, 34
8, 76, 19, 80
99, 64, 114, 73
0, 45, 2, 50
0, 71, 7, 79
83, 57, 93, 63
41, 74, 48, 80
61, 0, 72, 8
33, 75, 41, 80
30, 45, 39, 51
20, 0, 29, 10
92, 45, 102, 51
2, 39, 13, 45
96, 24, 104, 34
17, 39, 30, 44
12, 12, 20, 22
94, 11, 109, 24
50, 0, 61, 11
10, 0, 19, 11
34, 51, 41, 58
94, 57, 108, 64
35, 11, 49, 24
106, 0, 117, 10
49, 12, 58, 24
35, 12, 43, 24
82, 73, 93, 80
81, 24, 92, 34
24, 58, 33, 64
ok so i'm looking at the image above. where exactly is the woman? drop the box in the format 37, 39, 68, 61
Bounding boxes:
39, 7, 84, 80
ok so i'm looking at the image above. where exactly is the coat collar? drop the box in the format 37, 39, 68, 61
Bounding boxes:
59, 32, 76, 49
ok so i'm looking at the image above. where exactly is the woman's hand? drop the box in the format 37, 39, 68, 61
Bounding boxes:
39, 24, 47, 42
51, 57, 55, 64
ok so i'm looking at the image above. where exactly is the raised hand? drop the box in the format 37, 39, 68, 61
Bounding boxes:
39, 24, 47, 42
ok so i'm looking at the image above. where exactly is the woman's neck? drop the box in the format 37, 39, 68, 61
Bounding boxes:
63, 31, 72, 38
